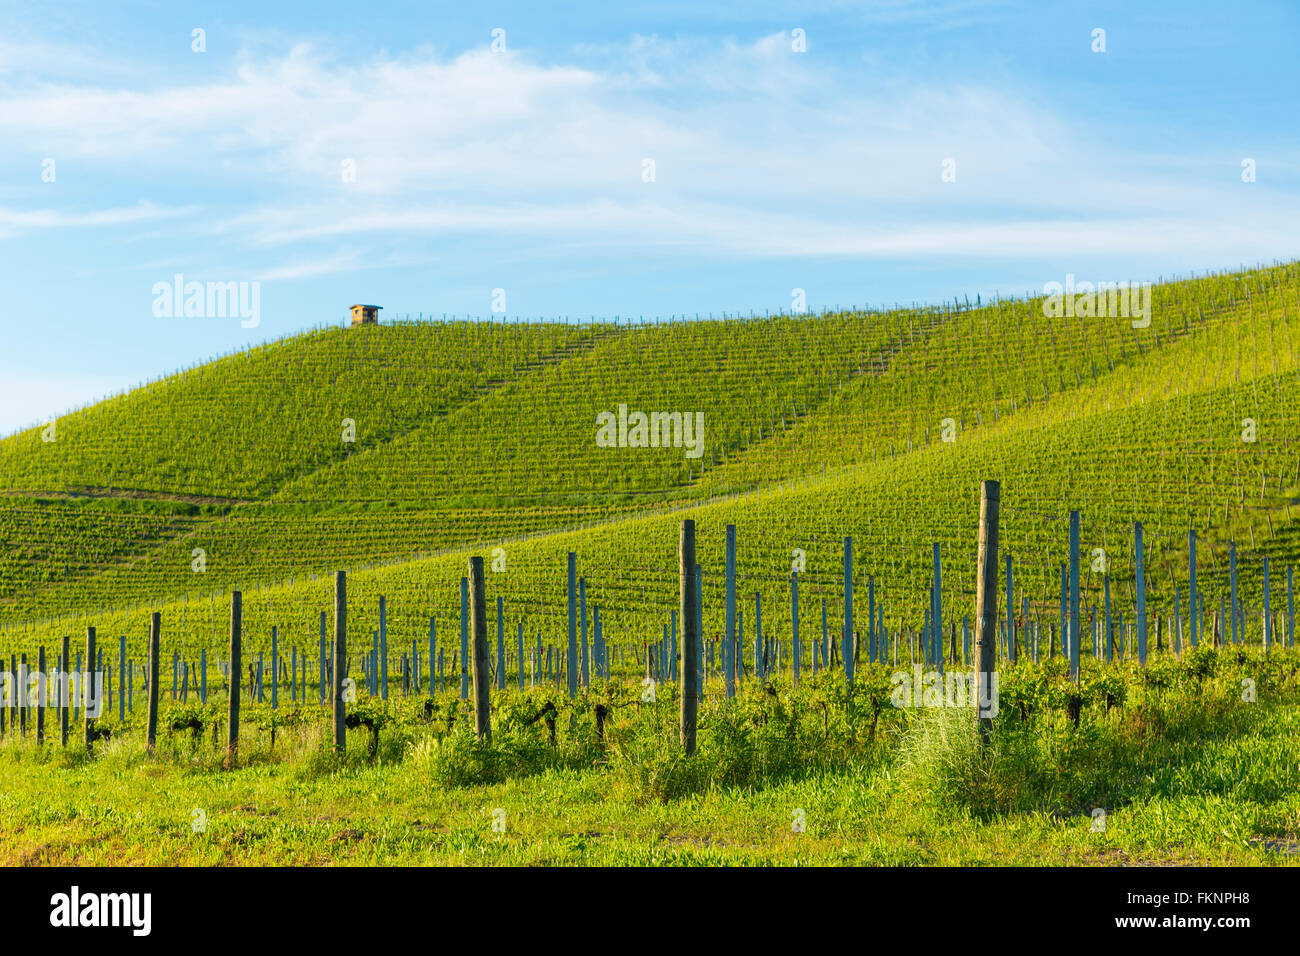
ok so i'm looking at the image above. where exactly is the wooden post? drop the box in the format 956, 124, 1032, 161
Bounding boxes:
866, 574, 875, 663
1069, 510, 1080, 683
933, 543, 943, 676
843, 536, 854, 686
333, 572, 347, 753
1188, 530, 1199, 648
271, 627, 278, 710
60, 635, 71, 747
459, 577, 470, 700
19, 653, 27, 737
974, 480, 1000, 744
725, 524, 736, 699
791, 570, 800, 688
227, 593, 242, 760
1103, 573, 1113, 663
696, 565, 704, 700
36, 646, 45, 746
82, 628, 97, 751
580, 577, 589, 689
469, 557, 492, 743
145, 618, 159, 753
496, 595, 506, 691
566, 553, 578, 699
379, 595, 388, 700
1005, 552, 1014, 663
680, 520, 698, 755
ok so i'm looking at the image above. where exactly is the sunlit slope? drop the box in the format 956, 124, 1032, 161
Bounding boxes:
0, 321, 607, 499
4, 262, 1300, 648
273, 311, 911, 504
10, 343, 1300, 657
702, 262, 1300, 492
0, 307, 913, 617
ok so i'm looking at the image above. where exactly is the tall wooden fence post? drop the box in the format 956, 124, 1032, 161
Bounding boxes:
680, 520, 698, 755
145, 616, 159, 753
566, 552, 578, 700
227, 592, 242, 762
725, 524, 737, 698
379, 595, 388, 700
36, 646, 46, 746
1069, 510, 1080, 683
974, 480, 1001, 745
1188, 530, 1199, 649
843, 536, 854, 686
270, 627, 278, 710
1005, 553, 1015, 663
791, 570, 800, 688
83, 627, 96, 752
470, 557, 492, 743
459, 578, 470, 700
1135, 522, 1148, 665
60, 634, 71, 747
333, 571, 347, 753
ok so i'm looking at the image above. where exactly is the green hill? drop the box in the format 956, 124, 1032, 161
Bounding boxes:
3, 261, 1300, 662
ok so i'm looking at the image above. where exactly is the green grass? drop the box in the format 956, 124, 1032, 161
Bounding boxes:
3, 648, 1297, 865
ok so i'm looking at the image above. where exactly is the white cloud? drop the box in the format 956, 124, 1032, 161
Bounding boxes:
0, 201, 192, 232
0, 35, 1295, 266
256, 250, 364, 281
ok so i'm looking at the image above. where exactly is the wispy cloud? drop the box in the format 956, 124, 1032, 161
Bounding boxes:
0, 29, 1294, 265
0, 201, 194, 234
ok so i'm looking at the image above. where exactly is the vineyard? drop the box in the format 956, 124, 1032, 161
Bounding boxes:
3, 262, 1299, 654
3, 261, 1300, 865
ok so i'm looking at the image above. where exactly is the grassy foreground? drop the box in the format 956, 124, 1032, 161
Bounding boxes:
3, 649, 1299, 866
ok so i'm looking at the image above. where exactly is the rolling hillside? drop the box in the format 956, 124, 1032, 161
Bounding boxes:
3, 261, 1300, 659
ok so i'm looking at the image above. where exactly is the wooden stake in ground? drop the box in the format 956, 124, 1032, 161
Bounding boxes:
83, 627, 96, 752
679, 519, 698, 755
146, 613, 160, 753
227, 592, 242, 761
974, 480, 1000, 745
333, 571, 347, 754
36, 646, 45, 746
61, 634, 71, 748
469, 556, 492, 743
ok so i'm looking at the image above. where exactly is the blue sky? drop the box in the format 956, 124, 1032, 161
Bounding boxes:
1, 0, 1297, 436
